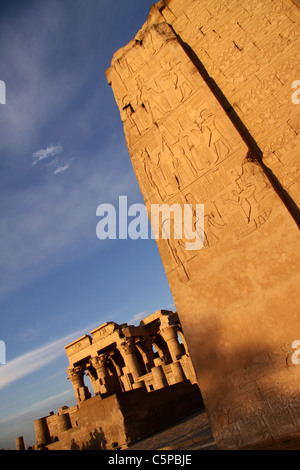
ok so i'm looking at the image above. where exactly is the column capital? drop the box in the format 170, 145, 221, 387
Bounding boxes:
119, 338, 136, 355
67, 366, 84, 383
90, 354, 107, 369
66, 366, 90, 404
159, 324, 178, 342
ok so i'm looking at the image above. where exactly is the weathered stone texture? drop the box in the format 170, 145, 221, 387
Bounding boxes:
106, 0, 300, 450
34, 383, 203, 450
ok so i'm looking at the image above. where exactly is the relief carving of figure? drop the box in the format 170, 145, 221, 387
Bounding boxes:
140, 147, 165, 201
184, 109, 230, 172
185, 193, 226, 248
159, 60, 194, 107
135, 58, 194, 124
204, 206, 226, 247
223, 160, 271, 229
163, 218, 190, 283
136, 75, 172, 121
158, 136, 182, 195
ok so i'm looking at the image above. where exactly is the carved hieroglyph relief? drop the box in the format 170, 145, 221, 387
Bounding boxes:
107, 22, 274, 283
166, 0, 300, 207
107, 0, 300, 451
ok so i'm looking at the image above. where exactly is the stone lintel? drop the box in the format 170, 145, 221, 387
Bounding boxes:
90, 321, 119, 339
140, 309, 175, 327
64, 335, 92, 357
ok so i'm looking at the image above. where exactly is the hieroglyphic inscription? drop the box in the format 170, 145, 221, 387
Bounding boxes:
108, 21, 274, 283
107, 0, 300, 451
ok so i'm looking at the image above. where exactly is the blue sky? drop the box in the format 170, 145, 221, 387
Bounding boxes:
0, 0, 175, 449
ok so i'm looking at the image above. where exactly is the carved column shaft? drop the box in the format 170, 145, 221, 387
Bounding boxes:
67, 366, 90, 404
109, 351, 123, 377
136, 337, 155, 372
119, 339, 142, 380
159, 325, 182, 362
85, 366, 99, 394
151, 365, 168, 390
90, 354, 110, 382
171, 361, 186, 383
89, 355, 119, 395
153, 335, 172, 363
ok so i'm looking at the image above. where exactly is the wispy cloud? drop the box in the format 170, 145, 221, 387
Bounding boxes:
53, 163, 70, 174
0, 389, 76, 447
32, 145, 74, 175
0, 141, 137, 298
0, 390, 73, 428
0, 320, 103, 391
129, 303, 176, 325
32, 144, 63, 166
0, 0, 142, 298
129, 311, 148, 325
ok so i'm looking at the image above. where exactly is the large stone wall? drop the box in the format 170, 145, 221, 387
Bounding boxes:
34, 382, 203, 450
106, 0, 300, 450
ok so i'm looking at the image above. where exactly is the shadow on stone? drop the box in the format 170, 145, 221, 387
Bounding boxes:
70, 427, 107, 450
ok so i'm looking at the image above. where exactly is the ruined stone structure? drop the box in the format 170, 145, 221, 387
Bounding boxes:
106, 0, 300, 450
32, 310, 202, 450
64, 309, 196, 399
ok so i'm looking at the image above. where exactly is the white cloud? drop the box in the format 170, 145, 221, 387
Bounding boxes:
129, 311, 149, 325
32, 144, 63, 166
0, 390, 72, 427
129, 304, 176, 325
0, 141, 138, 298
0, 320, 102, 391
53, 163, 70, 174
32, 145, 73, 175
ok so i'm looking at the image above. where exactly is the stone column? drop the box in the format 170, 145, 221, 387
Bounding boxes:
56, 413, 72, 433
90, 354, 118, 395
151, 365, 168, 390
109, 350, 123, 377
159, 325, 182, 363
67, 366, 90, 404
85, 365, 99, 394
90, 354, 109, 382
178, 329, 189, 356
119, 339, 142, 381
170, 361, 186, 383
16, 436, 25, 450
136, 337, 155, 372
109, 350, 125, 391
153, 336, 172, 364
34, 417, 51, 446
